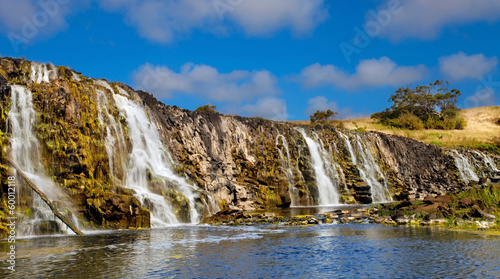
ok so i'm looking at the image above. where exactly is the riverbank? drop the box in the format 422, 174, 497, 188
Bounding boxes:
204, 183, 500, 232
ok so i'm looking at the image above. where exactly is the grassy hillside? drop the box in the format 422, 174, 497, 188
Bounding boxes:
292, 106, 500, 153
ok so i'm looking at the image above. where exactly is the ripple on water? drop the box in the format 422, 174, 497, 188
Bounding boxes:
2, 224, 499, 278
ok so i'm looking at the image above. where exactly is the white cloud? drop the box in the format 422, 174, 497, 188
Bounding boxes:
239, 97, 289, 121
228, 0, 328, 36
99, 0, 328, 43
371, 0, 500, 41
465, 87, 497, 108
132, 63, 280, 102
0, 0, 77, 47
300, 57, 428, 90
305, 96, 338, 116
0, 0, 328, 44
439, 52, 498, 81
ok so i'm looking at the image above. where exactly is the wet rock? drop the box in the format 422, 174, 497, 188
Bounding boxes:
475, 221, 495, 230
86, 193, 151, 229
423, 195, 456, 206
459, 197, 474, 207
391, 211, 410, 224
320, 213, 339, 219
206, 209, 245, 223
471, 205, 496, 221
422, 213, 447, 225
307, 217, 319, 224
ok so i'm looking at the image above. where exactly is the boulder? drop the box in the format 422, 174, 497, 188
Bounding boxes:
86, 193, 151, 229
423, 195, 456, 206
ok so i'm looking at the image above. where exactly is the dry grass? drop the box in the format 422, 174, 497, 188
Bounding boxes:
290, 106, 500, 150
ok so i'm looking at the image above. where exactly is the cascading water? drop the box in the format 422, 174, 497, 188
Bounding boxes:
30, 62, 55, 84
315, 133, 348, 195
8, 85, 78, 235
339, 131, 392, 203
96, 89, 128, 185
112, 93, 200, 225
297, 129, 340, 205
339, 132, 357, 165
449, 150, 479, 184
474, 151, 499, 172
276, 131, 299, 206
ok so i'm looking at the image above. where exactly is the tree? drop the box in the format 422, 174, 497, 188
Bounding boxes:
195, 104, 217, 113
371, 80, 463, 129
310, 109, 338, 124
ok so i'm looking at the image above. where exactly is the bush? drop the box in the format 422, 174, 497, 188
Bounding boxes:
454, 116, 467, 129
389, 112, 424, 130
441, 117, 457, 130
195, 104, 217, 113
310, 110, 337, 124
424, 115, 438, 129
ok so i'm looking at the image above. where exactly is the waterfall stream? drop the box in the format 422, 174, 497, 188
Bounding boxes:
474, 151, 499, 173
449, 150, 480, 184
30, 62, 56, 84
276, 132, 299, 206
8, 85, 78, 236
112, 93, 200, 225
297, 129, 340, 205
338, 131, 392, 203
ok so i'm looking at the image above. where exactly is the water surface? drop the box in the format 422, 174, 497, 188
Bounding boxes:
1, 224, 499, 278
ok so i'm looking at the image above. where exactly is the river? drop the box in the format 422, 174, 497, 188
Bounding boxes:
1, 223, 499, 278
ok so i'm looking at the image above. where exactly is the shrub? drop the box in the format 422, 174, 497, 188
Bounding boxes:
389, 112, 424, 130
454, 116, 467, 129
195, 104, 217, 113
441, 117, 457, 130
310, 110, 337, 124
424, 115, 438, 129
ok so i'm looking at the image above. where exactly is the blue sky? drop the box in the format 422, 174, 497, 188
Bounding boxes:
0, 0, 499, 120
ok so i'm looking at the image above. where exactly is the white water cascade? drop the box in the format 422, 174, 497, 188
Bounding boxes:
30, 62, 56, 84
339, 132, 392, 203
297, 129, 340, 205
96, 89, 128, 185
449, 150, 480, 183
8, 85, 78, 235
315, 133, 348, 195
112, 94, 200, 226
276, 131, 300, 206
474, 151, 499, 173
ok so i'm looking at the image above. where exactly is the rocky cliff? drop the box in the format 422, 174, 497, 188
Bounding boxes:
0, 58, 499, 237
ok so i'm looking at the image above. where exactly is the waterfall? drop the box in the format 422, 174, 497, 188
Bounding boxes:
112, 94, 200, 226
474, 151, 499, 172
449, 150, 479, 184
96, 89, 128, 185
297, 129, 340, 205
339, 131, 392, 203
8, 85, 78, 235
315, 133, 347, 195
276, 131, 299, 206
30, 62, 55, 84
339, 132, 357, 165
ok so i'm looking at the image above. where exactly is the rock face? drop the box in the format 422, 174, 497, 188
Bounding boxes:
0, 58, 499, 236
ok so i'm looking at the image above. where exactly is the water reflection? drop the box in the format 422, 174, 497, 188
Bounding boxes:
1, 224, 499, 278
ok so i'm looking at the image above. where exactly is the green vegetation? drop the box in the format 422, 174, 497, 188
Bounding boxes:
371, 80, 466, 130
195, 104, 217, 113
377, 183, 500, 231
309, 109, 345, 129
310, 109, 337, 124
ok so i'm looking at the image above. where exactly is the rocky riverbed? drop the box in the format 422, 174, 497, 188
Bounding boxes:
205, 183, 500, 230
